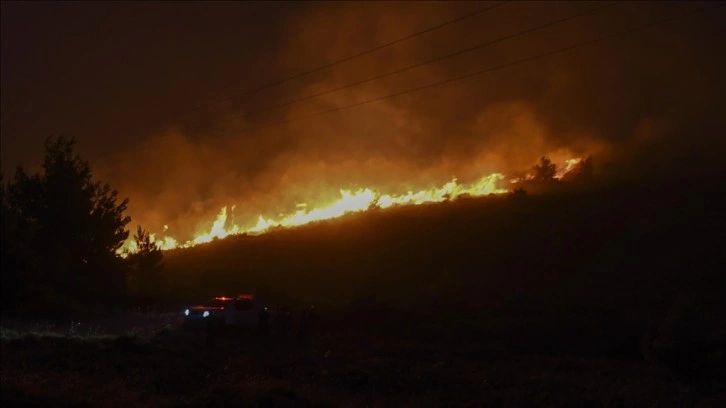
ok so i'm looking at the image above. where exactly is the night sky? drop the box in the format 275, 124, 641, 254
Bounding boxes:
2, 1, 724, 239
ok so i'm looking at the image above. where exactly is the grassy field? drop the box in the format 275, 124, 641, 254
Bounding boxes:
2, 313, 725, 407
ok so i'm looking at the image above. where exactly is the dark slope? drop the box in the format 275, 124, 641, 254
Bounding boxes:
164, 175, 724, 311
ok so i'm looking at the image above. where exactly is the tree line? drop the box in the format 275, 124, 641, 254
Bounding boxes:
1, 136, 163, 316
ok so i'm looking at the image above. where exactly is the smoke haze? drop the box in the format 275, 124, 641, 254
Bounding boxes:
2, 1, 724, 239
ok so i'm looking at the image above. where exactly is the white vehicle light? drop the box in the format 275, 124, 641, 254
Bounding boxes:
184, 309, 189, 316
203, 311, 210, 318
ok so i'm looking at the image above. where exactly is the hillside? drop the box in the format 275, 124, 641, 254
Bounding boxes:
163, 175, 724, 314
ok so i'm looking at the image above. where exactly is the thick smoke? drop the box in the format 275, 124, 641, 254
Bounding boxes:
3, 1, 724, 240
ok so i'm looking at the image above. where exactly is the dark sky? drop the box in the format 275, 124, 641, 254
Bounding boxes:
2, 1, 302, 168
2, 1, 725, 239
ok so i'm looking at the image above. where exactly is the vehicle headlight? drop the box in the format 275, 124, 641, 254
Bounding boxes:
184, 309, 189, 316
203, 311, 210, 318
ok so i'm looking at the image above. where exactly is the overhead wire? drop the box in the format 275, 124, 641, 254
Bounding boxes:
185, 1, 509, 112
234, 2, 617, 121
211, 4, 719, 132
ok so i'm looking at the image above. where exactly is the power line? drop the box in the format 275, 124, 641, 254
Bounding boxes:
239, 2, 616, 121
245, 5, 717, 130
187, 1, 509, 112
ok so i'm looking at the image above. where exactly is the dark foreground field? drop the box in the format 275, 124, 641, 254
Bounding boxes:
2, 306, 725, 407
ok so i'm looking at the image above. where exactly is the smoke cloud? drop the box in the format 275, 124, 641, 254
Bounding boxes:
3, 1, 724, 240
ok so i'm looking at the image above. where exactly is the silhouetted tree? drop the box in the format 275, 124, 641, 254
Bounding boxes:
533, 156, 557, 182
128, 226, 164, 296
1, 173, 32, 308
6, 136, 131, 311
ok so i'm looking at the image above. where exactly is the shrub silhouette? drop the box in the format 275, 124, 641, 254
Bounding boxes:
127, 226, 165, 297
533, 156, 556, 181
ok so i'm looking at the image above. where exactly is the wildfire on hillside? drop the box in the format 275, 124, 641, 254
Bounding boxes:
510, 157, 584, 184
118, 157, 583, 255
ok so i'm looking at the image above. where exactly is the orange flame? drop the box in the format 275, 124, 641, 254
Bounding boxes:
118, 159, 583, 255
554, 158, 583, 179
119, 172, 507, 254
